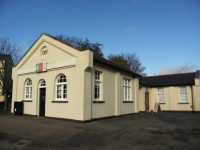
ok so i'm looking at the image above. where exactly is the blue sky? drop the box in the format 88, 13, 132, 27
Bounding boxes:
0, 0, 199, 75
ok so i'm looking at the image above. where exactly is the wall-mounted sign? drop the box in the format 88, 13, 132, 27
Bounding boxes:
42, 49, 48, 55
36, 62, 47, 73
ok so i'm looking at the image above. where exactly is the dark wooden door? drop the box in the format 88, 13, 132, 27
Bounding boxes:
39, 88, 46, 117
145, 92, 149, 111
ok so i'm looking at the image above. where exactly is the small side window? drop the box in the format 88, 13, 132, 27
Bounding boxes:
24, 78, 32, 100
157, 88, 164, 103
123, 78, 132, 101
94, 71, 102, 101
179, 87, 188, 103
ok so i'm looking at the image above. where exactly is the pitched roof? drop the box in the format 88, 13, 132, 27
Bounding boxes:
16, 33, 140, 77
47, 33, 140, 77
45, 33, 140, 77
94, 56, 141, 77
140, 72, 195, 87
195, 70, 200, 78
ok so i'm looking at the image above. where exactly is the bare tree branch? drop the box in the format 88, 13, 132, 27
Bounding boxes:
107, 52, 146, 75
0, 37, 22, 110
56, 34, 104, 58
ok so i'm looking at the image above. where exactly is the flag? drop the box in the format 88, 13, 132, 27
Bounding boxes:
36, 62, 47, 73
43, 62, 47, 71
39, 63, 43, 72
36, 64, 39, 73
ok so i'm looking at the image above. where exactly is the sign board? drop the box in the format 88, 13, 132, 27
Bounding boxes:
153, 102, 162, 114
36, 62, 47, 73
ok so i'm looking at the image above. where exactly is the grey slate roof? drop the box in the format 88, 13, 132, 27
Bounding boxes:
195, 70, 200, 78
140, 72, 196, 87
94, 56, 141, 77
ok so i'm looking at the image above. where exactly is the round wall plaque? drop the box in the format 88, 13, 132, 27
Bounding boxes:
41, 46, 48, 60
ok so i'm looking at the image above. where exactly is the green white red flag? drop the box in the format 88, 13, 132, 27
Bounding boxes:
36, 62, 47, 73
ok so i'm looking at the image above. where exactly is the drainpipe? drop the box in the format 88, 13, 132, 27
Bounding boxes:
168, 87, 170, 112
91, 68, 94, 120
190, 86, 195, 113
85, 67, 94, 120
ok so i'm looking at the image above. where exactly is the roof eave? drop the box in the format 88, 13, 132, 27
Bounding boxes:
94, 57, 141, 78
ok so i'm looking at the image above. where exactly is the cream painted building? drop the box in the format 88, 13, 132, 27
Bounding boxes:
139, 71, 200, 112
11, 33, 140, 121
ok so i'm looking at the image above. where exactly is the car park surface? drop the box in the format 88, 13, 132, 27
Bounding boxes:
0, 112, 200, 150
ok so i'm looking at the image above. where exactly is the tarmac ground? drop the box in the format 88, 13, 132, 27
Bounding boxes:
0, 111, 200, 150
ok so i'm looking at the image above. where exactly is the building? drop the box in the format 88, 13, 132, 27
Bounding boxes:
139, 71, 200, 112
11, 33, 140, 121
0, 54, 13, 109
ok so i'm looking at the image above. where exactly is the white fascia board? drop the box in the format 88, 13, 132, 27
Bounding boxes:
17, 59, 76, 75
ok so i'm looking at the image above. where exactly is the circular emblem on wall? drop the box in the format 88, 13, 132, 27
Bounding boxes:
41, 46, 48, 60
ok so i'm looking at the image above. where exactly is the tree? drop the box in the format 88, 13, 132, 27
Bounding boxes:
107, 53, 129, 69
0, 38, 22, 110
56, 34, 104, 58
107, 52, 146, 75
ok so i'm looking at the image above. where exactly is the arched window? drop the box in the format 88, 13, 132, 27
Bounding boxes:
39, 79, 46, 88
24, 78, 32, 100
55, 74, 67, 101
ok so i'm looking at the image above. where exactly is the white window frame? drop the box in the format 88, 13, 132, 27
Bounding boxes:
55, 74, 67, 101
24, 78, 32, 100
123, 78, 132, 101
179, 86, 188, 103
39, 79, 46, 88
157, 88, 164, 103
94, 71, 102, 101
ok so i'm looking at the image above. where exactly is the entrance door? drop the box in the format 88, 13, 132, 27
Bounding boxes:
145, 92, 149, 111
39, 88, 46, 117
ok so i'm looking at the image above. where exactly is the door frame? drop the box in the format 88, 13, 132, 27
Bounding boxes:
37, 79, 46, 117
145, 91, 149, 111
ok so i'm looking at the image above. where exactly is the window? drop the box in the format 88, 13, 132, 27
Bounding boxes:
24, 78, 32, 100
179, 87, 188, 103
123, 78, 131, 101
157, 88, 164, 103
94, 71, 102, 101
39, 79, 46, 88
55, 74, 67, 101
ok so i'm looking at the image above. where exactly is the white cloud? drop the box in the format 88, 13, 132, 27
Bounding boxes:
158, 64, 198, 75
126, 26, 137, 34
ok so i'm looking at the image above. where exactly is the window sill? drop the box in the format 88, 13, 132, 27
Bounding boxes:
159, 103, 165, 104
51, 101, 68, 103
93, 100, 105, 103
23, 100, 32, 102
178, 102, 189, 104
123, 101, 133, 103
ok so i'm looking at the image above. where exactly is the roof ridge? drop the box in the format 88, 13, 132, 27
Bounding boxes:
94, 56, 141, 77
145, 72, 195, 78
45, 33, 141, 77
14, 33, 140, 77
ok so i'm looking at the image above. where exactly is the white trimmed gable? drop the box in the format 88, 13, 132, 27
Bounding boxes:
15, 34, 84, 74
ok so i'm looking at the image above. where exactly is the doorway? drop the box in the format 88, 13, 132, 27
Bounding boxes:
39, 88, 46, 117
38, 79, 46, 117
145, 92, 149, 111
